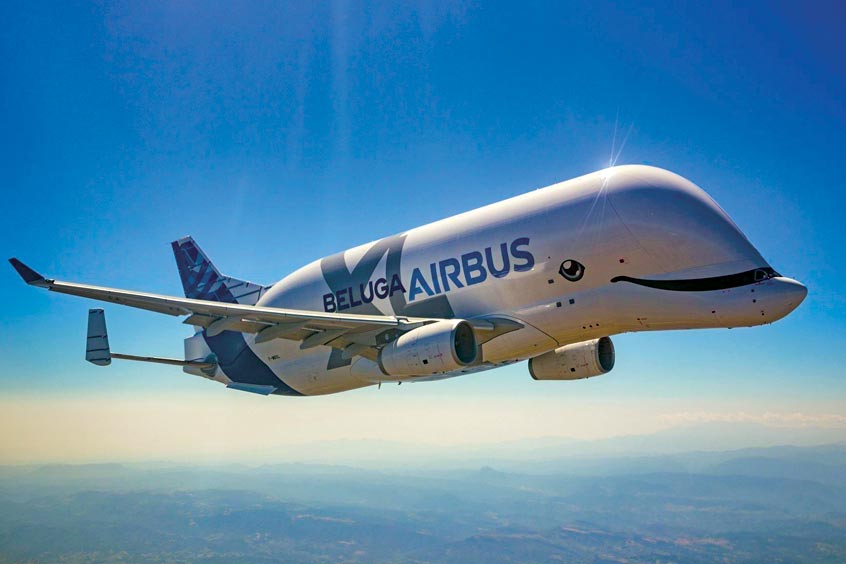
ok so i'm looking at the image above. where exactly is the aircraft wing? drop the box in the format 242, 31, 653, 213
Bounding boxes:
8, 258, 437, 351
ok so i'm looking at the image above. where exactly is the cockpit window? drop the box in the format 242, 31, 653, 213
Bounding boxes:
755, 268, 780, 281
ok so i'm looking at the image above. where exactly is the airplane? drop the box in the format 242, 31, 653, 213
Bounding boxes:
9, 165, 807, 396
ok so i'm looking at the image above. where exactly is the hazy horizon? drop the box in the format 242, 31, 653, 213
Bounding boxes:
2, 391, 843, 465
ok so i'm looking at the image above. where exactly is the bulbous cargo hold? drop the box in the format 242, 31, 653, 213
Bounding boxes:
529, 337, 615, 380
378, 319, 478, 376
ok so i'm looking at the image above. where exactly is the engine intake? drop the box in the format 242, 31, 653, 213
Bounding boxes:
379, 320, 478, 376
529, 337, 615, 380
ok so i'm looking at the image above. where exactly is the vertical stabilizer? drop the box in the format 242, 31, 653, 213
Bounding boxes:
86, 309, 111, 366
171, 237, 267, 305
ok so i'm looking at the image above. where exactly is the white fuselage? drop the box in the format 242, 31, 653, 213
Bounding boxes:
185, 165, 806, 395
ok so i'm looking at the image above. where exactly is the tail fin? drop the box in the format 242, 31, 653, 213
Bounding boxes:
86, 309, 112, 366
171, 236, 267, 305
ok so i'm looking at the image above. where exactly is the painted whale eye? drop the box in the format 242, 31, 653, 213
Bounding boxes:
559, 259, 585, 282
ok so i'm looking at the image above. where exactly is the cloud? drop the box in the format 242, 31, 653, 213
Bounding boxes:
659, 410, 846, 428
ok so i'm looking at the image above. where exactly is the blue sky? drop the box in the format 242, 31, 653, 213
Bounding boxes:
1, 1, 844, 458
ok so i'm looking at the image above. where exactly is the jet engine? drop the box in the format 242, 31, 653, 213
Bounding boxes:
379, 319, 478, 376
528, 337, 615, 380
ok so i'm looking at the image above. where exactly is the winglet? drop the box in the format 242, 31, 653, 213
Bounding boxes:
8, 258, 51, 287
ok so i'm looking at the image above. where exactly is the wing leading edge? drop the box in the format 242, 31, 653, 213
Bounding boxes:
9, 257, 519, 363
8, 258, 433, 354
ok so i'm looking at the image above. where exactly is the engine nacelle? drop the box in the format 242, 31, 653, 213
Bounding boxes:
528, 337, 615, 380
379, 319, 478, 376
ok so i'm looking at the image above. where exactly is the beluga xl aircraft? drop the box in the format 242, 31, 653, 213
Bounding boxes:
10, 166, 806, 396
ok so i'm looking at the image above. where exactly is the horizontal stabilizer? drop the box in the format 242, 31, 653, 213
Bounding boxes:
85, 309, 216, 371
110, 353, 216, 370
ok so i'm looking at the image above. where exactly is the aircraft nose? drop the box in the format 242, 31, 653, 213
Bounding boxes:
781, 277, 807, 302
771, 277, 807, 318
